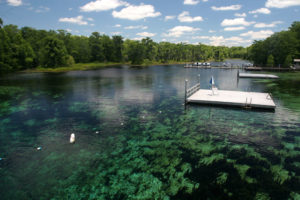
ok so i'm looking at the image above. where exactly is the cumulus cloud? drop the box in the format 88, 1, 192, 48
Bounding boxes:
114, 24, 122, 27
266, 0, 300, 8
80, 0, 128, 12
240, 30, 274, 39
124, 25, 148, 30
254, 21, 282, 28
111, 31, 122, 35
183, 0, 200, 5
178, 11, 203, 22
224, 26, 245, 31
35, 6, 50, 13
249, 8, 271, 14
112, 4, 161, 20
163, 26, 200, 37
136, 32, 156, 37
7, 0, 22, 6
59, 16, 88, 25
209, 30, 216, 33
193, 35, 251, 46
165, 15, 176, 21
235, 13, 246, 17
211, 5, 241, 11
221, 18, 254, 26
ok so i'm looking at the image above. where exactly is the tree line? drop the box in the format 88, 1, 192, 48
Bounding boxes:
248, 21, 300, 67
0, 18, 249, 73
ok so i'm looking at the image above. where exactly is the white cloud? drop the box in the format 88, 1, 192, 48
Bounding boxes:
35, 6, 50, 13
221, 18, 254, 26
193, 35, 251, 46
165, 15, 176, 21
114, 24, 122, 27
178, 11, 203, 22
87, 17, 94, 21
224, 26, 245, 31
254, 21, 282, 28
163, 26, 200, 37
192, 36, 210, 39
211, 5, 241, 11
80, 0, 128, 12
136, 32, 156, 37
266, 0, 300, 8
235, 13, 246, 17
124, 25, 148, 30
209, 30, 216, 33
111, 31, 122, 35
249, 8, 271, 14
112, 4, 161, 20
132, 37, 144, 41
59, 16, 88, 25
183, 0, 200, 5
7, 0, 22, 6
240, 30, 274, 39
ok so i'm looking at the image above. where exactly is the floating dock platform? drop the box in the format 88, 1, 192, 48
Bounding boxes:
239, 73, 279, 79
187, 89, 276, 109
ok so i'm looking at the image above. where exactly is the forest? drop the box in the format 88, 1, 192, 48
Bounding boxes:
248, 21, 300, 67
0, 18, 247, 73
0, 18, 299, 73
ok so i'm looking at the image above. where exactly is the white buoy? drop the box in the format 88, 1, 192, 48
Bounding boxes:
37, 146, 42, 151
95, 131, 99, 134
70, 133, 75, 144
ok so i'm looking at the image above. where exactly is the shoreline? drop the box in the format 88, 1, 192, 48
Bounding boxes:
21, 61, 189, 73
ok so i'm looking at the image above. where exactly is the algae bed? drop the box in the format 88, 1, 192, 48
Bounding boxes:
0, 66, 299, 199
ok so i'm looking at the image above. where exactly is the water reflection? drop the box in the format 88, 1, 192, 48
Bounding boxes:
0, 64, 299, 199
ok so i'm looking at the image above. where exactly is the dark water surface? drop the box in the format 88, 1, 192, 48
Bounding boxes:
0, 65, 299, 200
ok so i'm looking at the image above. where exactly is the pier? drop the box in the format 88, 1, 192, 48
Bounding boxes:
238, 73, 279, 79
184, 75, 276, 110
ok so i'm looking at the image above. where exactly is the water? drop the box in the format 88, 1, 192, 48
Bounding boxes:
0, 65, 299, 199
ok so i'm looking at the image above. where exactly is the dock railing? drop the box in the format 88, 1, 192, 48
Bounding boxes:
185, 74, 201, 103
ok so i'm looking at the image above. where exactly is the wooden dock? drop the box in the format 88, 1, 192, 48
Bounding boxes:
186, 89, 276, 109
239, 73, 279, 79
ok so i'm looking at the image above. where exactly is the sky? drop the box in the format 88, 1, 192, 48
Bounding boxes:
1, 0, 300, 47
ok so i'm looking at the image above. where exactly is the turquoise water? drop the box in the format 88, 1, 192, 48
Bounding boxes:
0, 65, 299, 199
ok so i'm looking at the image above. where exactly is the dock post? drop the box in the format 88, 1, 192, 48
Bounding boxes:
185, 79, 188, 104
198, 74, 200, 88
237, 70, 239, 78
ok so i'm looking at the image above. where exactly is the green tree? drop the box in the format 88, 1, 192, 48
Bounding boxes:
283, 54, 293, 67
267, 54, 274, 67
112, 35, 123, 62
41, 36, 68, 68
89, 32, 105, 62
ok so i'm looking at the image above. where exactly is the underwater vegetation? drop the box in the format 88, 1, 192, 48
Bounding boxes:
255, 72, 300, 112
0, 68, 300, 199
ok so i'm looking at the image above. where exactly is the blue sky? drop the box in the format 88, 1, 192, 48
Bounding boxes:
1, 0, 300, 46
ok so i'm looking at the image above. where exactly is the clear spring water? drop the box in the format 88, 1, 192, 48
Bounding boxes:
0, 65, 299, 200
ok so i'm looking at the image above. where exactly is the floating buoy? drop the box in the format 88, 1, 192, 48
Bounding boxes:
159, 111, 162, 114
37, 147, 42, 151
121, 123, 124, 126
95, 131, 99, 134
70, 133, 75, 144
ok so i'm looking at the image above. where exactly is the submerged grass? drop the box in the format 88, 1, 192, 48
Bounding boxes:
255, 72, 300, 112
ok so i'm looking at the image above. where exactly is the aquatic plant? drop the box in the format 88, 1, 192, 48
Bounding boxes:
216, 172, 228, 185
271, 165, 291, 185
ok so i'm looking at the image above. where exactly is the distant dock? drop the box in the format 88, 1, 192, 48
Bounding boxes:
238, 73, 279, 79
187, 89, 276, 109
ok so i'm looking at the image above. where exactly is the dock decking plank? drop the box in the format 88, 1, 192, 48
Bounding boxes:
187, 89, 276, 109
